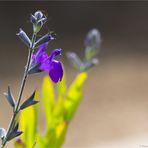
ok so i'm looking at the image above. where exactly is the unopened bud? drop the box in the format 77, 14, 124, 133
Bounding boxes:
34, 11, 43, 20
34, 33, 55, 47
16, 28, 31, 48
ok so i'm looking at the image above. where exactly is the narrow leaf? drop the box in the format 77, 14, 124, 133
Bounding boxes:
57, 72, 67, 97
13, 123, 19, 132
7, 123, 22, 141
42, 76, 55, 129
7, 131, 23, 141
4, 86, 15, 108
28, 63, 41, 74
20, 91, 39, 110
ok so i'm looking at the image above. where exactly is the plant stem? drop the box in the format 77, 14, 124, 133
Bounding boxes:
1, 33, 36, 147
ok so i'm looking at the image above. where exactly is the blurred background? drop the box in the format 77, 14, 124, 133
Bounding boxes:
1, 1, 148, 148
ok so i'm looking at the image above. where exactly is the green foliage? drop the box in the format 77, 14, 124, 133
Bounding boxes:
42, 76, 55, 130
14, 72, 87, 148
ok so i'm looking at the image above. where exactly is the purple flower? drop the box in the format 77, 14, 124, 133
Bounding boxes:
30, 43, 63, 83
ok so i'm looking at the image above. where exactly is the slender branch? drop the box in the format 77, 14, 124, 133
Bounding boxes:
16, 33, 36, 112
1, 33, 36, 147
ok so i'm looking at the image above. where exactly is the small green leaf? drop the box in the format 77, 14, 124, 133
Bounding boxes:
42, 76, 55, 129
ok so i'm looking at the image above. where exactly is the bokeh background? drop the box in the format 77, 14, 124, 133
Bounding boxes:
1, 1, 148, 148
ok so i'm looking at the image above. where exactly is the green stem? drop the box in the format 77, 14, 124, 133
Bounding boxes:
1, 33, 36, 147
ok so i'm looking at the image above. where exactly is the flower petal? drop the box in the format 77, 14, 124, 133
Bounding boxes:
30, 43, 49, 71
50, 49, 61, 61
38, 42, 48, 52
33, 43, 49, 64
49, 60, 63, 83
39, 60, 50, 72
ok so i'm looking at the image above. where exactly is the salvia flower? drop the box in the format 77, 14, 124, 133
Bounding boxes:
29, 43, 63, 83
16, 28, 31, 48
30, 10, 47, 33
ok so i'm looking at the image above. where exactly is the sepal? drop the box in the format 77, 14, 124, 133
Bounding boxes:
20, 91, 39, 110
28, 63, 41, 74
34, 33, 55, 48
4, 86, 16, 108
7, 123, 22, 141
16, 28, 32, 48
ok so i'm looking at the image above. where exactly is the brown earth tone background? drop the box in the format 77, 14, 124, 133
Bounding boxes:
1, 1, 148, 148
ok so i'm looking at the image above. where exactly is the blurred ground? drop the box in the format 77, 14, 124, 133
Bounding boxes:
1, 1, 148, 148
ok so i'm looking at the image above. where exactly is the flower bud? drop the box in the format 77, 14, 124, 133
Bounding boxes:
40, 17, 47, 24
33, 21, 43, 33
31, 10, 47, 33
30, 14, 36, 24
16, 28, 31, 48
34, 33, 55, 47
85, 29, 101, 48
85, 29, 101, 60
34, 10, 43, 20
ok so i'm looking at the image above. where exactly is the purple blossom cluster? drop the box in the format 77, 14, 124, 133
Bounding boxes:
0, 10, 64, 147
17, 10, 63, 83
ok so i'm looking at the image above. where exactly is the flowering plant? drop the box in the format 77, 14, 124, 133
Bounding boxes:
0, 10, 63, 147
0, 11, 101, 148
